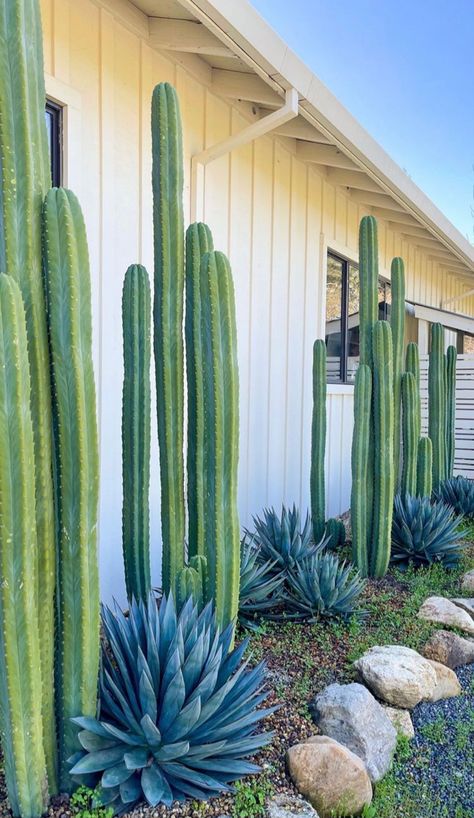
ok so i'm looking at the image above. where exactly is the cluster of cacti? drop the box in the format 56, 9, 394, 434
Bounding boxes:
121, 82, 240, 629
0, 1, 100, 813
428, 323, 457, 488
351, 217, 395, 577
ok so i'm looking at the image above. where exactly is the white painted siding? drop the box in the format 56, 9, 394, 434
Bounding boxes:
40, 0, 474, 598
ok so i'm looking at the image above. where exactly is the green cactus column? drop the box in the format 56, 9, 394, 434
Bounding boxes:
417, 437, 433, 498
43, 189, 100, 791
371, 320, 394, 578
152, 82, 185, 592
401, 372, 418, 496
0, 275, 48, 818
428, 322, 446, 489
185, 222, 214, 559
390, 258, 405, 485
405, 341, 421, 440
446, 345, 456, 478
0, 0, 57, 789
359, 216, 379, 367
199, 251, 240, 628
351, 363, 372, 576
122, 264, 151, 600
310, 340, 327, 543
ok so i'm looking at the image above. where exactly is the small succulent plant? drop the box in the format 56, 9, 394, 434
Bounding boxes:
391, 493, 465, 569
249, 505, 324, 575
284, 551, 365, 621
433, 476, 474, 519
238, 539, 284, 629
69, 595, 275, 811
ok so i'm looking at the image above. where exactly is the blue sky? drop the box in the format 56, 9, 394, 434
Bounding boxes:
251, 0, 473, 242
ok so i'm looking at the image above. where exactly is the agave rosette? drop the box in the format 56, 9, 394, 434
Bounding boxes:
284, 551, 365, 620
391, 493, 464, 568
249, 505, 325, 574
433, 475, 474, 519
238, 538, 285, 629
70, 595, 275, 811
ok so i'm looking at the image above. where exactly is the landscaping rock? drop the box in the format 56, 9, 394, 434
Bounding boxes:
311, 682, 396, 782
383, 706, 415, 739
267, 793, 319, 818
354, 645, 437, 708
426, 659, 462, 700
451, 597, 474, 617
461, 569, 474, 593
287, 735, 372, 818
422, 629, 474, 668
418, 596, 474, 635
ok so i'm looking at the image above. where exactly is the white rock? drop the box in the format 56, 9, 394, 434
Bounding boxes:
383, 706, 415, 739
418, 596, 474, 635
266, 794, 319, 818
451, 598, 474, 618
426, 659, 462, 700
461, 569, 474, 593
354, 645, 437, 708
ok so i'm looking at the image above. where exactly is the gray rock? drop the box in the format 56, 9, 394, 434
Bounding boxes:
311, 682, 396, 782
451, 598, 474, 617
422, 629, 474, 668
461, 569, 474, 593
266, 793, 319, 818
354, 645, 437, 708
418, 596, 474, 635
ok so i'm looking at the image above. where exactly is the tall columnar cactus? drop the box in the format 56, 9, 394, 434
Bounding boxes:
152, 82, 185, 593
122, 264, 151, 600
0, 274, 48, 818
446, 345, 457, 478
405, 341, 421, 439
185, 222, 214, 560
390, 258, 405, 485
371, 320, 394, 577
199, 251, 240, 629
43, 188, 100, 791
417, 437, 433, 498
428, 322, 446, 489
359, 216, 379, 367
310, 340, 327, 543
0, 0, 57, 789
351, 364, 372, 577
401, 372, 418, 496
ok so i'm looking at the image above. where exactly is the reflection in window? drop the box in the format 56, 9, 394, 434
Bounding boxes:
45, 100, 62, 187
325, 253, 360, 383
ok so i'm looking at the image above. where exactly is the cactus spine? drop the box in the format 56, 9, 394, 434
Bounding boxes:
152, 82, 185, 593
0, 275, 48, 818
405, 341, 421, 436
371, 320, 394, 577
359, 216, 379, 367
390, 258, 405, 485
199, 251, 240, 629
428, 323, 446, 489
310, 340, 327, 543
0, 0, 57, 789
351, 363, 372, 577
417, 437, 433, 498
185, 222, 214, 560
122, 264, 151, 600
401, 372, 418, 496
43, 189, 100, 791
446, 345, 456, 478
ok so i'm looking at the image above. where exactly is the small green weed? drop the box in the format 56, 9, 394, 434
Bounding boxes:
419, 714, 446, 743
70, 786, 114, 818
232, 776, 273, 818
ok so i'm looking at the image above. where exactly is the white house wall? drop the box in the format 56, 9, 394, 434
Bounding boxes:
40, 0, 474, 599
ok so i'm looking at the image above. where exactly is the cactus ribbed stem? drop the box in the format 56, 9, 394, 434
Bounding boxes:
390, 258, 405, 485
185, 222, 214, 560
359, 216, 379, 367
0, 0, 56, 789
0, 275, 48, 818
199, 251, 240, 628
43, 189, 100, 791
371, 320, 394, 578
446, 345, 456, 478
417, 437, 433, 498
405, 341, 421, 439
122, 264, 151, 600
152, 82, 185, 593
351, 363, 372, 577
310, 340, 327, 543
401, 372, 418, 496
428, 323, 446, 489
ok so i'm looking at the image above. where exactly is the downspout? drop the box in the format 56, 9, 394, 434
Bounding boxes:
191, 87, 299, 222
441, 287, 474, 309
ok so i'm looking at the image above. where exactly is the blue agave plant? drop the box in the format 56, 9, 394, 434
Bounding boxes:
391, 493, 464, 569
433, 475, 474, 519
239, 538, 285, 630
249, 505, 325, 575
284, 551, 365, 621
69, 595, 275, 811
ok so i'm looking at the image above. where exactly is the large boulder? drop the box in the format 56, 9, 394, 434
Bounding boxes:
287, 736, 372, 818
311, 682, 396, 782
354, 645, 437, 708
266, 794, 319, 818
383, 706, 414, 739
426, 659, 461, 700
451, 598, 474, 617
422, 629, 474, 668
461, 569, 474, 594
418, 596, 474, 635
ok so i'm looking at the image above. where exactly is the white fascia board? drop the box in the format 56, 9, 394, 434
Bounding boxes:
176, 0, 474, 271
413, 304, 474, 335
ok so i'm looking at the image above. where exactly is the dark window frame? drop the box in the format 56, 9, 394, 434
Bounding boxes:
45, 99, 63, 187
326, 251, 358, 384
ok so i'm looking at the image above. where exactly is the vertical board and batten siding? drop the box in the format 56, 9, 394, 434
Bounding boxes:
40, 0, 474, 599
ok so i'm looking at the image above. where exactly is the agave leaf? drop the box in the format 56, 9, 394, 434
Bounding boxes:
78, 730, 118, 752
139, 669, 158, 722
159, 667, 186, 734
120, 773, 142, 803
141, 763, 173, 807
102, 762, 134, 787
140, 714, 162, 747
154, 741, 190, 761
123, 747, 150, 770
70, 746, 125, 774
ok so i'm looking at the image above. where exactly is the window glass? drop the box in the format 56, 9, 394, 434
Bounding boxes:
45, 101, 62, 187
325, 255, 343, 382
378, 279, 391, 320
347, 262, 360, 382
